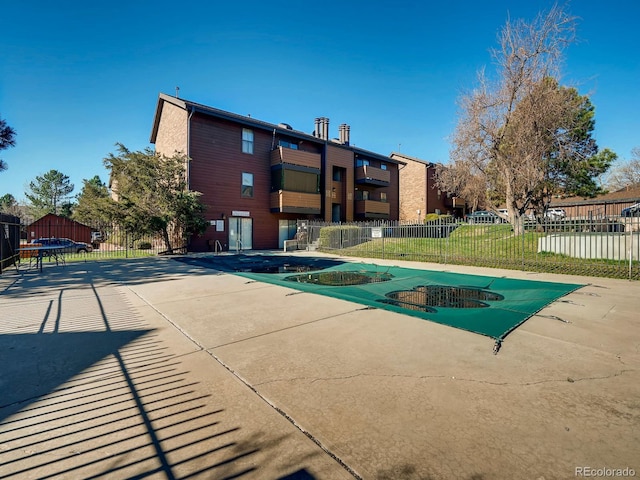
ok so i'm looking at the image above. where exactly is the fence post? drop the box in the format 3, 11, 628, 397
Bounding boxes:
630, 227, 634, 281
521, 218, 525, 271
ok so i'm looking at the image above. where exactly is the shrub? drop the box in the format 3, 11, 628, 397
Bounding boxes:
424, 213, 454, 223
318, 225, 361, 248
138, 241, 152, 250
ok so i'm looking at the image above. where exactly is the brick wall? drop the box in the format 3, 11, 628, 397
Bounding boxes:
399, 160, 427, 222
155, 102, 187, 156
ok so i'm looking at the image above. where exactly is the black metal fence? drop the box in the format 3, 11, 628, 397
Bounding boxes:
5, 215, 638, 280
0, 218, 185, 273
298, 217, 640, 280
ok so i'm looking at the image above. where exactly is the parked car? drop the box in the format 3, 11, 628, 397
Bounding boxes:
621, 203, 640, 217
544, 208, 566, 220
90, 231, 107, 248
31, 238, 93, 253
466, 211, 503, 224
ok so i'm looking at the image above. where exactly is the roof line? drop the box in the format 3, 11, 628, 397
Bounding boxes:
150, 93, 405, 163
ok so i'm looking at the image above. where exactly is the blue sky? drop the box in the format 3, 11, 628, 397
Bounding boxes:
1, 0, 638, 202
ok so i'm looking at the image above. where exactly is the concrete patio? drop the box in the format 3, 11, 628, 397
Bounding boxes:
1, 252, 638, 479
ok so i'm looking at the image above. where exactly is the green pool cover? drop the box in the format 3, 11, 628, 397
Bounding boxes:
232, 261, 584, 342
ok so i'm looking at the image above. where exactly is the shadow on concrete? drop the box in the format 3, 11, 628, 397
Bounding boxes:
1, 253, 347, 300
278, 468, 317, 479
0, 330, 151, 421
0, 256, 215, 299
173, 254, 345, 274
376, 464, 487, 480
0, 271, 321, 479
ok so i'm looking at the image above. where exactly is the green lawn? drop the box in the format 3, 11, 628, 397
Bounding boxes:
319, 224, 638, 280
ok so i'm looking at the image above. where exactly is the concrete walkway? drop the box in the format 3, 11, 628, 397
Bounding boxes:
1, 253, 638, 480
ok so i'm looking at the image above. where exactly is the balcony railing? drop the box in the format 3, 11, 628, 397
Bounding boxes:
355, 165, 390, 186
270, 146, 321, 170
355, 199, 390, 218
270, 191, 321, 214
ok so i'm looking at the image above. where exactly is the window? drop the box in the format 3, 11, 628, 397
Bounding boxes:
241, 172, 254, 197
380, 192, 387, 202
242, 129, 254, 154
355, 190, 372, 201
380, 163, 387, 170
356, 158, 370, 167
278, 139, 298, 150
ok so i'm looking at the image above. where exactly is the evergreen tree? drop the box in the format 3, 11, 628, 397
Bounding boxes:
0, 115, 17, 172
104, 144, 207, 251
25, 170, 74, 218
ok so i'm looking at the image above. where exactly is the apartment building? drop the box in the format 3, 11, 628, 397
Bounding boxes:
150, 93, 404, 251
391, 152, 467, 222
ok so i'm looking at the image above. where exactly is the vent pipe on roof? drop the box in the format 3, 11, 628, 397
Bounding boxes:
339, 124, 350, 145
314, 117, 331, 140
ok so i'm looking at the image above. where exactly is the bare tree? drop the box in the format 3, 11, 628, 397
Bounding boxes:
605, 147, 640, 190
435, 161, 488, 213
434, 4, 614, 234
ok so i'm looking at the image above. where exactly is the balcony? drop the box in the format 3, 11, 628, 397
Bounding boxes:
271, 146, 321, 170
443, 195, 465, 208
355, 165, 390, 186
270, 191, 321, 215
355, 199, 390, 218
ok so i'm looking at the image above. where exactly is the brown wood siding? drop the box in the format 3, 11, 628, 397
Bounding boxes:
271, 147, 321, 169
355, 165, 391, 184
187, 114, 279, 250
386, 164, 400, 221
366, 164, 400, 221
270, 191, 321, 213
355, 200, 390, 216
425, 164, 446, 214
153, 101, 404, 249
324, 144, 354, 222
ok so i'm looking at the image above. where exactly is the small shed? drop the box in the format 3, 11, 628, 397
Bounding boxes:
27, 214, 92, 244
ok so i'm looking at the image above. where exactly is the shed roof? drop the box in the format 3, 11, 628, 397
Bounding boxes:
552, 184, 640, 207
